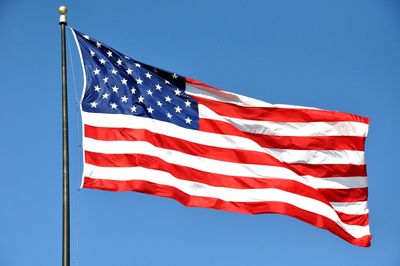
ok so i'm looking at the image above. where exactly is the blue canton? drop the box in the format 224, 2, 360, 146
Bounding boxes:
74, 29, 199, 130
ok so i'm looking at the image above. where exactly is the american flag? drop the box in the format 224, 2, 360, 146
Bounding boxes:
72, 28, 371, 247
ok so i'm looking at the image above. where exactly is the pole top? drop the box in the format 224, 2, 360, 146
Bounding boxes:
59, 6, 68, 15
59, 6, 68, 24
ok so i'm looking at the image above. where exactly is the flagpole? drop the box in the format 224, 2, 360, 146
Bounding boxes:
59, 6, 70, 266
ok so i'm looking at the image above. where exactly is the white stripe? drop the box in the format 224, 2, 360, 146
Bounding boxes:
84, 164, 370, 239
186, 83, 317, 109
264, 148, 365, 165
303, 176, 367, 189
222, 116, 369, 137
199, 105, 369, 137
83, 137, 367, 189
331, 201, 369, 215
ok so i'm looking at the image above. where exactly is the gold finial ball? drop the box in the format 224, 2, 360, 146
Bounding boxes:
59, 6, 68, 15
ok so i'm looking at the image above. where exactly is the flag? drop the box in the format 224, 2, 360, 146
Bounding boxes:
72, 28, 371, 247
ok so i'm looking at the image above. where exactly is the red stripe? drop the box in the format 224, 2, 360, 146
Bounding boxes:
318, 187, 368, 202
194, 95, 369, 123
85, 151, 367, 226
200, 118, 366, 151
186, 77, 222, 90
289, 163, 367, 178
186, 79, 369, 124
335, 211, 369, 227
83, 177, 371, 247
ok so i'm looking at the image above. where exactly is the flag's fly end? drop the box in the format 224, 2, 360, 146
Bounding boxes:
59, 6, 68, 24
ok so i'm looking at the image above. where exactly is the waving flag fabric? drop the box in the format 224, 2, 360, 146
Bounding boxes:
72, 28, 371, 247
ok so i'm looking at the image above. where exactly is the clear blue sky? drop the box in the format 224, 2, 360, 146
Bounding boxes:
1, 0, 399, 265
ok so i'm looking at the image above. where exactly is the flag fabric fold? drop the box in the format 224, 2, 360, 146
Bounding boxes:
72, 28, 371, 247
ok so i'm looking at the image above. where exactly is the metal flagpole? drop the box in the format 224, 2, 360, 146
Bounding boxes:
59, 6, 70, 266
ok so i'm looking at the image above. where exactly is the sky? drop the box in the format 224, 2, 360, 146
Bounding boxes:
1, 0, 400, 265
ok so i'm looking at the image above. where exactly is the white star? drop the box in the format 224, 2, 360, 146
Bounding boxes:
94, 85, 101, 92
174, 88, 181, 96
165, 79, 170, 84
185, 100, 191, 107
138, 96, 144, 103
175, 106, 182, 113
155, 84, 162, 91
167, 112, 172, 119
111, 69, 118, 75
107, 51, 113, 57
110, 103, 118, 109
126, 68, 133, 75
130, 87, 136, 94
93, 68, 100, 75
134, 62, 141, 67
165, 96, 172, 102
117, 59, 123, 66
147, 106, 154, 114
185, 117, 192, 124
102, 92, 110, 99
145, 72, 152, 79
99, 58, 106, 65
125, 56, 130, 60
130, 105, 137, 112
112, 86, 119, 93
103, 76, 109, 83
156, 100, 163, 107
96, 41, 102, 48
147, 90, 153, 96
136, 78, 143, 85
121, 95, 128, 102
172, 73, 178, 79
121, 78, 128, 85
90, 50, 95, 57
83, 35, 90, 40
90, 101, 98, 108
